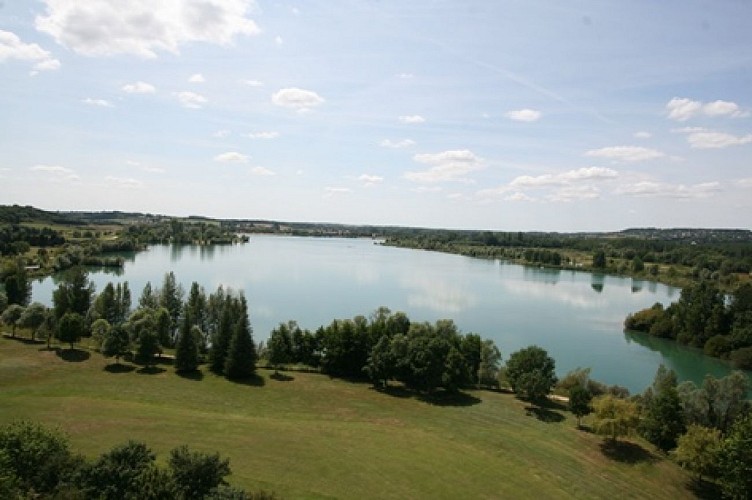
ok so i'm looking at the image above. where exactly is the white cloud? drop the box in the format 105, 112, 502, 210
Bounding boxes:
736, 178, 752, 188
687, 131, 752, 149
405, 150, 484, 183
35, 0, 260, 58
672, 126, 706, 134
359, 174, 383, 186
140, 166, 165, 173
504, 108, 541, 122
666, 97, 749, 121
399, 115, 425, 124
412, 186, 443, 193
30, 164, 79, 181
584, 146, 665, 162
250, 166, 275, 176
324, 187, 352, 198
271, 88, 324, 111
122, 81, 156, 94
213, 129, 231, 138
247, 131, 280, 139
666, 98, 703, 122
188, 73, 205, 83
548, 185, 600, 202
275, 35, 284, 45
505, 192, 535, 202
175, 91, 207, 109
106, 176, 143, 189
379, 139, 415, 149
214, 151, 248, 163
241, 79, 263, 87
397, 73, 414, 79
633, 131, 651, 139
702, 100, 749, 118
0, 29, 60, 72
82, 97, 113, 107
616, 181, 721, 199
510, 167, 617, 189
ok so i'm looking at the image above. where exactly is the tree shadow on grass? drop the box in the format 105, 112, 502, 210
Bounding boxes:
104, 363, 136, 374
376, 386, 481, 407
270, 372, 295, 382
4, 335, 45, 345
55, 348, 90, 363
177, 369, 204, 381
687, 477, 722, 500
136, 366, 166, 375
524, 405, 566, 423
227, 374, 266, 387
419, 391, 481, 407
599, 440, 656, 464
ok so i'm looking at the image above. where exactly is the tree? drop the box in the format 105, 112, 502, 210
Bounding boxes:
209, 301, 233, 374
80, 441, 162, 500
168, 445, 231, 499
640, 365, 685, 451
477, 339, 501, 388
137, 330, 160, 367
505, 345, 557, 402
673, 425, 721, 481
1, 304, 25, 337
224, 295, 257, 380
52, 267, 95, 319
57, 312, 84, 349
159, 271, 184, 345
267, 321, 294, 371
568, 385, 593, 428
592, 250, 607, 269
0, 291, 7, 314
102, 325, 130, 365
138, 281, 159, 310
363, 335, 393, 388
90, 318, 111, 351
592, 395, 640, 442
717, 414, 752, 500
3, 259, 31, 306
175, 314, 200, 373
0, 420, 78, 496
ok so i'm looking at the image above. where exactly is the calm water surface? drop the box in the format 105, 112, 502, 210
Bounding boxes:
31, 235, 747, 394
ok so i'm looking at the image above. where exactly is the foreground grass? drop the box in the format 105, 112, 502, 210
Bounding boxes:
1, 336, 697, 499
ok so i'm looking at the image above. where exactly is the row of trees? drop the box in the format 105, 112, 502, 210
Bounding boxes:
625, 282, 752, 368
264, 309, 502, 394
0, 420, 274, 499
0, 269, 259, 381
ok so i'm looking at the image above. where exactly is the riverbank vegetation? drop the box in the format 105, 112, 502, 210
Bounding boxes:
3, 204, 752, 293
625, 282, 752, 369
3, 268, 752, 497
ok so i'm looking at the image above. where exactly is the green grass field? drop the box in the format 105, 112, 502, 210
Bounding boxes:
0, 335, 698, 499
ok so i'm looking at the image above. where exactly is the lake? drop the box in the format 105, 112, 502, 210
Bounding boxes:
31, 235, 747, 394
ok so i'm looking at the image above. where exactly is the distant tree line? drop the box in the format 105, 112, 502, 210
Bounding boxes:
625, 282, 752, 369
0, 420, 275, 499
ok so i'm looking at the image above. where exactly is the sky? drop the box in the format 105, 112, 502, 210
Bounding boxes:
1, 0, 751, 232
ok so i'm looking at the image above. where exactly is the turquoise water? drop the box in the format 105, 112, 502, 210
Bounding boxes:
31, 235, 747, 394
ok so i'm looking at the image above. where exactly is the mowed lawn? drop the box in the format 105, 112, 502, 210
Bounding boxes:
0, 336, 696, 499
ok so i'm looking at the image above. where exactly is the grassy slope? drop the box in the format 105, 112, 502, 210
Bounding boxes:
0, 336, 695, 499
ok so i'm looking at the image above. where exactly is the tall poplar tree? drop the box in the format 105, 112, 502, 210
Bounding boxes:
224, 295, 256, 380
175, 313, 199, 373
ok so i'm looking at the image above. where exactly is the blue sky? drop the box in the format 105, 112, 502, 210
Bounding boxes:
1, 1, 751, 231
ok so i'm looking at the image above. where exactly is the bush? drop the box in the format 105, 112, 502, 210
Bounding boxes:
730, 347, 752, 370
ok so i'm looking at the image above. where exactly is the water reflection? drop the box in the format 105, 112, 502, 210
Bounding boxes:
624, 330, 751, 393
591, 274, 605, 293
401, 275, 478, 314
522, 265, 560, 284
502, 279, 605, 310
